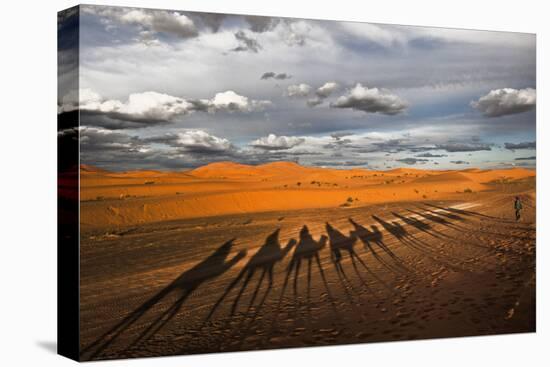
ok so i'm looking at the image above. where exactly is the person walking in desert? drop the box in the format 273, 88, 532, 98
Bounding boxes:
514, 196, 523, 221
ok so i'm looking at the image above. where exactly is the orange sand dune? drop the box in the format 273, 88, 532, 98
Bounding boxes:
79, 162, 535, 230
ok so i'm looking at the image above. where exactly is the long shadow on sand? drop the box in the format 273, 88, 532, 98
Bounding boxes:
421, 205, 535, 240
391, 212, 446, 240
408, 209, 463, 232
206, 229, 296, 321
349, 218, 411, 275
81, 239, 246, 360
325, 222, 381, 298
372, 215, 467, 272
277, 225, 334, 314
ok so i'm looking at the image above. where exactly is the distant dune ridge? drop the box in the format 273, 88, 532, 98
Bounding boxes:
79, 161, 535, 230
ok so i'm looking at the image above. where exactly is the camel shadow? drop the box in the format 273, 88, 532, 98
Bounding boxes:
392, 212, 447, 240
206, 229, 295, 320
349, 218, 411, 275
81, 239, 246, 360
408, 209, 462, 232
372, 215, 467, 272
325, 222, 375, 298
277, 225, 332, 312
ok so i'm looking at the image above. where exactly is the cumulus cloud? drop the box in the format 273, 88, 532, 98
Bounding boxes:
61, 89, 271, 128
260, 72, 292, 80
250, 134, 305, 150
504, 141, 536, 150
146, 130, 234, 153
80, 89, 194, 121
232, 31, 262, 53
84, 6, 198, 39
286, 83, 313, 98
331, 83, 408, 115
191, 90, 272, 113
435, 142, 492, 152
307, 82, 339, 107
316, 82, 339, 98
471, 88, 536, 117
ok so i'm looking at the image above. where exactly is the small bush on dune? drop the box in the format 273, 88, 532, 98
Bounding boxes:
464, 188, 473, 193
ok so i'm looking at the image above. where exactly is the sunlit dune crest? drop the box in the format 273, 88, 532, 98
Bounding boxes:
78, 161, 535, 230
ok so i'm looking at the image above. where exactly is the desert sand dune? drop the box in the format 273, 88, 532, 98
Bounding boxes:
79, 178, 535, 360
79, 162, 535, 231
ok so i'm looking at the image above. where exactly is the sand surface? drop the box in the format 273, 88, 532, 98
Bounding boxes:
77, 163, 536, 360
79, 162, 534, 230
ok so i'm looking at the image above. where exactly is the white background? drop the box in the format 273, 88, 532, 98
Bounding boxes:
0, 0, 547, 365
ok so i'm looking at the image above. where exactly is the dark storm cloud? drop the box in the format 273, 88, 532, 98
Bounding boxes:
415, 152, 447, 158
80, 127, 149, 153
58, 6, 79, 109
331, 84, 408, 115
244, 15, 279, 33
396, 158, 429, 165
275, 73, 291, 80
504, 141, 536, 150
57, 6, 79, 51
188, 12, 226, 32
515, 156, 536, 161
471, 88, 536, 117
79, 127, 244, 171
260, 72, 276, 79
144, 131, 235, 153
232, 31, 262, 53
80, 111, 172, 130
435, 143, 492, 152
260, 72, 292, 80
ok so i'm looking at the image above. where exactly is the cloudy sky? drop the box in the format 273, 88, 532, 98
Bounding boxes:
59, 5, 536, 171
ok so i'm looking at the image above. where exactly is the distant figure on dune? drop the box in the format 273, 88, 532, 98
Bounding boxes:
514, 196, 523, 221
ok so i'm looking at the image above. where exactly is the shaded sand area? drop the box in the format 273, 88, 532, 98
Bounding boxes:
76, 163, 536, 360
